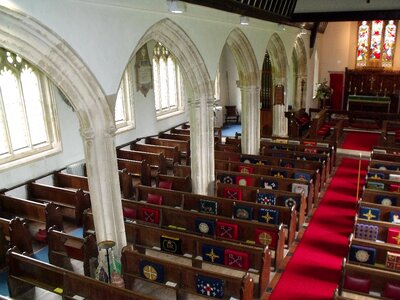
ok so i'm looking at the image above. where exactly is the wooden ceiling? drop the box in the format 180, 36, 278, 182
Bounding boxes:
180, 0, 400, 32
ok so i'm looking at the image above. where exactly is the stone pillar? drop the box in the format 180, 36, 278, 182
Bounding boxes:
188, 97, 215, 195
272, 104, 288, 137
81, 126, 126, 256
240, 85, 261, 155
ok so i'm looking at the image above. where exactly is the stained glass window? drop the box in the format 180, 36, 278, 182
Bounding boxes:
357, 21, 369, 66
356, 20, 397, 68
383, 20, 397, 67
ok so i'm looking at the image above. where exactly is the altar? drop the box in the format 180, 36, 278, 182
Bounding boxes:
347, 95, 391, 112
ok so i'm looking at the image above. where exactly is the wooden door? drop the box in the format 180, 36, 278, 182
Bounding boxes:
330, 72, 344, 110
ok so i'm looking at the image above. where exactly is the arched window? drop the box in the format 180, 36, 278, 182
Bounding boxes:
152, 42, 184, 118
115, 66, 134, 132
356, 20, 397, 68
0, 48, 60, 169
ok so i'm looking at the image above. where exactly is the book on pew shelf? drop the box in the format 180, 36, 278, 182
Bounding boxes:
387, 228, 400, 245
147, 193, 163, 205
349, 245, 376, 265
376, 195, 397, 206
359, 207, 380, 221
386, 251, 400, 270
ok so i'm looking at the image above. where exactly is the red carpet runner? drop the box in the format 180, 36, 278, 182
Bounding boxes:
342, 131, 380, 151
269, 158, 368, 299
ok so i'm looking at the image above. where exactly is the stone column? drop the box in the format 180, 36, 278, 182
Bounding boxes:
188, 97, 215, 195
272, 104, 288, 137
240, 85, 261, 155
81, 125, 126, 256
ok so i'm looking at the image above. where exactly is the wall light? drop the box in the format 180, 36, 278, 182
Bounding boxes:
240, 15, 249, 25
167, 0, 186, 14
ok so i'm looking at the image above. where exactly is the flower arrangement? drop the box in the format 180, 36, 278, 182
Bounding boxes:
315, 80, 333, 101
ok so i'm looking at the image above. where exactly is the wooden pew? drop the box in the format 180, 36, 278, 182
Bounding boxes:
115, 218, 270, 298
260, 138, 335, 169
215, 142, 241, 153
120, 199, 285, 271
136, 185, 296, 248
334, 258, 400, 299
27, 182, 90, 226
346, 233, 400, 273
259, 148, 330, 179
214, 150, 325, 191
54, 171, 89, 191
117, 148, 167, 175
216, 182, 306, 231
121, 245, 254, 300
369, 159, 400, 172
7, 248, 153, 300
47, 227, 98, 276
215, 168, 315, 216
357, 201, 400, 224
214, 159, 319, 201
371, 150, 400, 163
0, 194, 63, 236
354, 216, 400, 245
130, 142, 180, 166
365, 176, 400, 193
155, 174, 192, 192
0, 217, 32, 257
145, 136, 190, 163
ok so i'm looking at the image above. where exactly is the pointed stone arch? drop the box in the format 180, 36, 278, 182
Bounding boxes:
292, 36, 308, 109
225, 28, 260, 154
266, 33, 288, 137
0, 6, 127, 253
133, 18, 214, 194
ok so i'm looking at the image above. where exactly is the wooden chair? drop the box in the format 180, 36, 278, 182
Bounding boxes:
225, 105, 239, 124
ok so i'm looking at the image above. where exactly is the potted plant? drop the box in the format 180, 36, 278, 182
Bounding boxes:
315, 80, 333, 108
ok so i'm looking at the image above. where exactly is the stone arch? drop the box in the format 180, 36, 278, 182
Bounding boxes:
267, 33, 288, 86
266, 33, 289, 137
133, 18, 214, 194
225, 28, 260, 154
133, 18, 213, 101
226, 28, 260, 87
0, 6, 127, 253
292, 36, 308, 109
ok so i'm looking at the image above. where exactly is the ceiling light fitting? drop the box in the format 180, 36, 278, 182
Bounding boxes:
240, 15, 249, 25
167, 0, 186, 14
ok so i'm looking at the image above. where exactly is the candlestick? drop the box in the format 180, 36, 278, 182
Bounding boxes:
384, 88, 387, 97
348, 81, 352, 93
354, 87, 357, 96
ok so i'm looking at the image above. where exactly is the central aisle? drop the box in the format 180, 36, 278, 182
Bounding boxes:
269, 157, 368, 299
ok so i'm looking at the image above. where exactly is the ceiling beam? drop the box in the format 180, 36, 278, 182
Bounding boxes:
292, 10, 400, 22
181, 0, 293, 23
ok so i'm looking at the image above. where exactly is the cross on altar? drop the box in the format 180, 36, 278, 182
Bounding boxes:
369, 76, 376, 90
